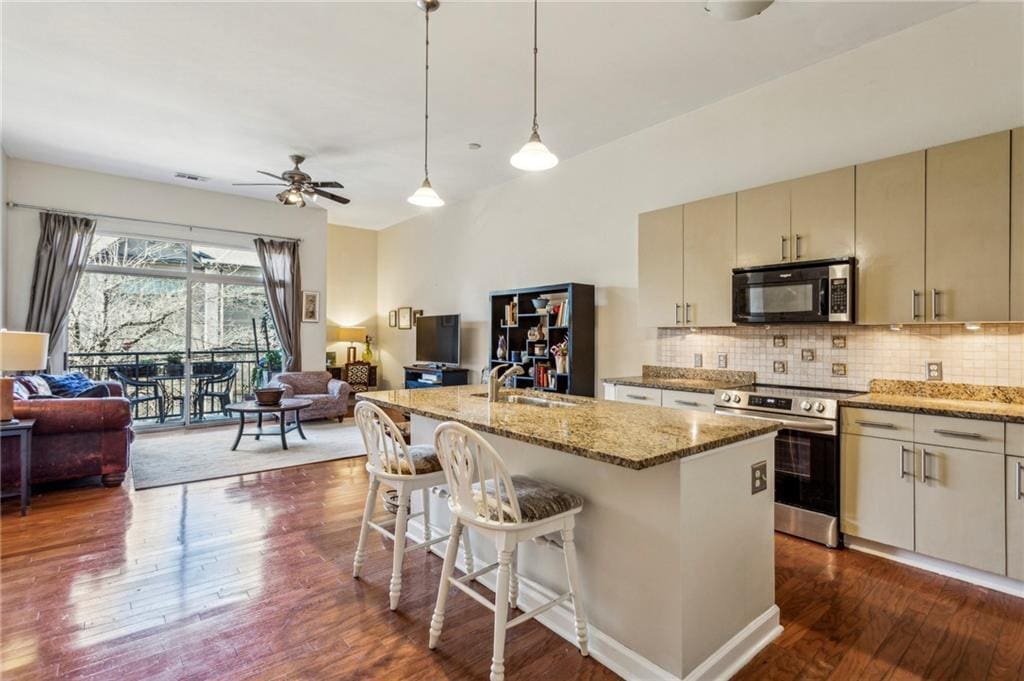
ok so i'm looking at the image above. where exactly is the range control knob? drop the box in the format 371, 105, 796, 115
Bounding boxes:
731, 394, 743, 404
815, 402, 826, 413
800, 400, 812, 411
720, 393, 732, 403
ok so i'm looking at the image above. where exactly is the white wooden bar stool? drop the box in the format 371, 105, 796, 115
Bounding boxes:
429, 421, 589, 681
352, 401, 474, 610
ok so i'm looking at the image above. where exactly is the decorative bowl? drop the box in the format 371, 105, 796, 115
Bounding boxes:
531, 297, 548, 312
254, 387, 285, 406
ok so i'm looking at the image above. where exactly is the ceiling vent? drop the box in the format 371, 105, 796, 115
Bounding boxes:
174, 172, 209, 182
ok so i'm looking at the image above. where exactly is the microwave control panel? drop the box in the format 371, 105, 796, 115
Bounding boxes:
829, 278, 849, 314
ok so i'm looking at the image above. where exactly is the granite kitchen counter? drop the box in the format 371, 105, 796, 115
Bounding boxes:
356, 385, 779, 470
839, 379, 1024, 424
602, 366, 756, 394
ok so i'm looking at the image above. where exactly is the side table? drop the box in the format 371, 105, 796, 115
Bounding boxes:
1, 419, 35, 516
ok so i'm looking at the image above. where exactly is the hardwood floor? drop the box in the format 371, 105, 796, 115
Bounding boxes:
2, 453, 1022, 680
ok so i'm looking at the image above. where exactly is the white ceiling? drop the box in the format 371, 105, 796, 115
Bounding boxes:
1, 1, 963, 229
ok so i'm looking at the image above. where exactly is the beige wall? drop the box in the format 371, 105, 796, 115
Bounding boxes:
376, 4, 1024, 391
326, 223, 378, 365
2, 158, 329, 370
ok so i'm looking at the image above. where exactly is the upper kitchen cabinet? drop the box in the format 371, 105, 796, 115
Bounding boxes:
683, 194, 736, 327
736, 182, 790, 268
790, 166, 855, 262
637, 205, 684, 327
1012, 127, 1024, 321
925, 131, 1011, 322
855, 151, 926, 325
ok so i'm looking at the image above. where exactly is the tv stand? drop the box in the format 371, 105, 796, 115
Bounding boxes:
404, 365, 470, 390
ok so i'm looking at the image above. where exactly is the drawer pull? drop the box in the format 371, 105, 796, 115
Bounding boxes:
855, 420, 897, 429
933, 428, 984, 440
920, 449, 938, 483
626, 394, 650, 401
674, 400, 700, 407
898, 444, 913, 479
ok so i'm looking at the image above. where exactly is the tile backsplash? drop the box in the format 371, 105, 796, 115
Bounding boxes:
656, 324, 1024, 391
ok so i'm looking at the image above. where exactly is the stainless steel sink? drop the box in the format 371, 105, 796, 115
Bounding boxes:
470, 393, 577, 408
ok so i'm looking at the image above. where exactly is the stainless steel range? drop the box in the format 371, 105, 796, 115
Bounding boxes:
714, 384, 863, 548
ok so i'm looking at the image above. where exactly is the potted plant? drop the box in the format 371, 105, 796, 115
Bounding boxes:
165, 352, 184, 376
550, 338, 569, 374
137, 358, 158, 378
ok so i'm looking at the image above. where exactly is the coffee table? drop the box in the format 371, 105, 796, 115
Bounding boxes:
225, 399, 313, 451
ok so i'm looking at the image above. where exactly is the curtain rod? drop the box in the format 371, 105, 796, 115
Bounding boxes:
4, 201, 302, 243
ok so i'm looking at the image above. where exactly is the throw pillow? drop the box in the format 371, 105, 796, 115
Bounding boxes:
40, 372, 95, 398
17, 376, 51, 396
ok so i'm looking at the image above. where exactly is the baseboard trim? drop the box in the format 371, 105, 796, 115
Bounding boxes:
406, 518, 779, 680
845, 535, 1024, 599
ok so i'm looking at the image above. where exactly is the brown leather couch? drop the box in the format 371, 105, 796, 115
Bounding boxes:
2, 381, 133, 487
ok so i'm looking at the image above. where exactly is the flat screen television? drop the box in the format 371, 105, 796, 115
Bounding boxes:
415, 314, 461, 366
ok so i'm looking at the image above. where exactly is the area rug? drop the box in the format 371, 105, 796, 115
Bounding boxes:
131, 420, 367, 490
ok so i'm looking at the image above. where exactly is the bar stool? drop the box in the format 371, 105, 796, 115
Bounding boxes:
352, 402, 474, 610
429, 421, 589, 681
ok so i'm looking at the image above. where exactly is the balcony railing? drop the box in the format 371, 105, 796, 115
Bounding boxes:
65, 349, 275, 424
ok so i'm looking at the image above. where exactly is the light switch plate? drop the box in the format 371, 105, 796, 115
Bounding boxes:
926, 361, 943, 381
751, 461, 768, 495
717, 353, 728, 368
693, 353, 703, 368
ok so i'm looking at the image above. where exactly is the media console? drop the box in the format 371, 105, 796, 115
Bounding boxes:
403, 365, 470, 390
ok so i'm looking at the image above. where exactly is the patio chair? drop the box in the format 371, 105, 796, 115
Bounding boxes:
194, 364, 237, 420
111, 369, 169, 423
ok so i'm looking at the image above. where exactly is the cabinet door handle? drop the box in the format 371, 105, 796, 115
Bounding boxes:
780, 235, 789, 261
933, 428, 984, 440
674, 399, 700, 407
855, 420, 897, 429
794, 234, 803, 260
911, 290, 921, 320
626, 394, 650, 401
898, 444, 913, 479
931, 288, 941, 320
920, 449, 937, 483
1016, 461, 1023, 501
684, 303, 692, 325
674, 303, 681, 324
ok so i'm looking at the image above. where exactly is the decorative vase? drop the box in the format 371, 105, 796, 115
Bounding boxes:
555, 355, 568, 374
361, 343, 373, 362
496, 336, 507, 360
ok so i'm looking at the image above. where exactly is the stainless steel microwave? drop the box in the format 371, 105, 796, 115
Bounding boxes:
732, 258, 855, 324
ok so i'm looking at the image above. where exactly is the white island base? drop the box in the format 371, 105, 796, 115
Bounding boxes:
404, 415, 780, 680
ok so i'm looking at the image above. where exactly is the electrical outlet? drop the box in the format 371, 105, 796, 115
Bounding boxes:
926, 361, 943, 381
751, 461, 768, 495
717, 353, 728, 368
693, 353, 703, 368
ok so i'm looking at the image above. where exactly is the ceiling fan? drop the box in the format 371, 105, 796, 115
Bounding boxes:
233, 154, 350, 207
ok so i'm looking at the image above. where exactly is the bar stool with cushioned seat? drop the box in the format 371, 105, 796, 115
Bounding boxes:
429, 421, 589, 681
352, 401, 474, 610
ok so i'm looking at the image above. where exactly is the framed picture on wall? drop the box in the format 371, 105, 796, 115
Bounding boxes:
301, 291, 320, 323
398, 307, 413, 330
389, 310, 398, 327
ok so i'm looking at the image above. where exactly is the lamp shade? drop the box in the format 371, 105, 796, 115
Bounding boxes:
333, 327, 367, 344
0, 330, 49, 371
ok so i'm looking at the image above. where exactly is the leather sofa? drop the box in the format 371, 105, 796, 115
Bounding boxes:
267, 371, 351, 422
2, 380, 133, 487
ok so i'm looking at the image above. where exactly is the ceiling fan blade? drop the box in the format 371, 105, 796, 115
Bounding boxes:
258, 170, 287, 181
313, 188, 351, 205
232, 182, 287, 186
310, 181, 344, 189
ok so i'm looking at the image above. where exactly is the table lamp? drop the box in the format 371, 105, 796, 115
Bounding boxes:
0, 330, 50, 424
334, 326, 366, 364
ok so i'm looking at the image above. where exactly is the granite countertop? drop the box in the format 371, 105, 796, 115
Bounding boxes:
838, 379, 1024, 424
603, 366, 756, 394
356, 385, 779, 470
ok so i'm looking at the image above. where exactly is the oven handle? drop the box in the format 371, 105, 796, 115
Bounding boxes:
714, 407, 837, 435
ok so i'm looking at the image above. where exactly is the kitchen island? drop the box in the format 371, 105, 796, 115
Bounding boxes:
356, 385, 781, 681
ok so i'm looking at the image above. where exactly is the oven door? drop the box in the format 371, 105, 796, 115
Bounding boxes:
732, 267, 829, 324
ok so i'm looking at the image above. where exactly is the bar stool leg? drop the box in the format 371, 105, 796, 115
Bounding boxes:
389, 483, 411, 610
461, 526, 475, 577
429, 519, 463, 649
352, 476, 380, 578
561, 523, 589, 656
509, 547, 519, 610
490, 538, 515, 681
422, 487, 432, 542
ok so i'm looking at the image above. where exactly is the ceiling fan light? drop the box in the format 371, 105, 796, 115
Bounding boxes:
407, 177, 444, 207
510, 130, 559, 171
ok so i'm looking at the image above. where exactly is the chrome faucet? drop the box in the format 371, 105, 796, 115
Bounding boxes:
488, 364, 524, 402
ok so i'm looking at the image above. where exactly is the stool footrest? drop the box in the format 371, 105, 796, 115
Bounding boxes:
455, 561, 499, 584
408, 534, 448, 551
507, 592, 572, 629
450, 578, 497, 612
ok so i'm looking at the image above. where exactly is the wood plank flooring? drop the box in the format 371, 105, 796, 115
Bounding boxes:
2, 451, 1022, 680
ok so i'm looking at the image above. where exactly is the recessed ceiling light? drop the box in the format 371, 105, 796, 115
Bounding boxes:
468, 142, 482, 150
174, 172, 208, 182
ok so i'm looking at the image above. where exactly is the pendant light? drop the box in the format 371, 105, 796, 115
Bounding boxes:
510, 0, 558, 172
408, 0, 444, 207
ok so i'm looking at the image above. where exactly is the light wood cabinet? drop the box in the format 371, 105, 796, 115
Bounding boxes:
914, 444, 1006, 575
736, 182, 790, 268
683, 194, 736, 327
855, 152, 926, 324
1012, 128, 1024, 320
790, 167, 854, 262
925, 131, 1011, 322
840, 434, 915, 551
1008, 456, 1024, 581
637, 206, 683, 327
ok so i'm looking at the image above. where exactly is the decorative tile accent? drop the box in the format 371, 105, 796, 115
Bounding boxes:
773, 335, 787, 348
832, 335, 847, 349
656, 324, 1024, 391
832, 363, 847, 377
801, 349, 815, 362
773, 360, 787, 374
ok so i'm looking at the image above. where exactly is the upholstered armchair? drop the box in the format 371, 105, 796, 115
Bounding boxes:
267, 371, 351, 422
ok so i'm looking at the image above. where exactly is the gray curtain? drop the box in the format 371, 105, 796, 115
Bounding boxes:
25, 211, 97, 357
254, 238, 302, 371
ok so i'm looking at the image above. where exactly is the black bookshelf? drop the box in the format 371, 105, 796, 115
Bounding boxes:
488, 282, 595, 397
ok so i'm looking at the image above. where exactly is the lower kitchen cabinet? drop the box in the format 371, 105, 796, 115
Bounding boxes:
1009, 456, 1024, 581
660, 389, 716, 412
914, 445, 1006, 575
607, 383, 715, 412
840, 434, 915, 551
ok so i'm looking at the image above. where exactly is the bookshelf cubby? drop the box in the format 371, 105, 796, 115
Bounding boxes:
488, 282, 595, 397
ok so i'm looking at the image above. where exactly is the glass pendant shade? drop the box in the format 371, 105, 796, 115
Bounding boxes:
510, 130, 559, 171
407, 177, 444, 207
277, 188, 305, 207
